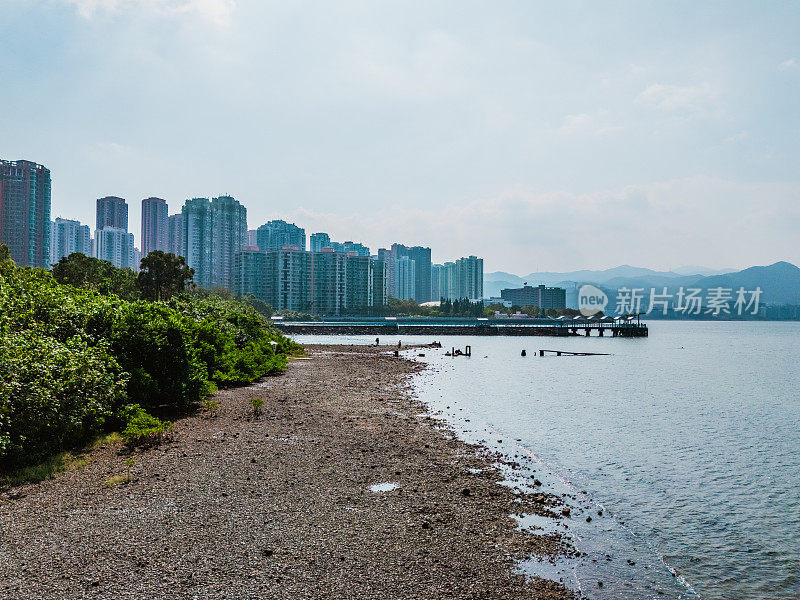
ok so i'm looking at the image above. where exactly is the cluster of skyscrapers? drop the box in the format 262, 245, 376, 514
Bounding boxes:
0, 158, 484, 315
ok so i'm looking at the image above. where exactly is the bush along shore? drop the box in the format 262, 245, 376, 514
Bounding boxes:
0, 248, 297, 473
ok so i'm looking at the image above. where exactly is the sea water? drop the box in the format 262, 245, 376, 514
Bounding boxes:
292, 321, 800, 599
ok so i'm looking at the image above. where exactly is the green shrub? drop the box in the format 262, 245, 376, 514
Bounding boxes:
109, 301, 212, 413
121, 405, 172, 447
249, 397, 264, 418
0, 331, 127, 469
203, 399, 221, 417
0, 254, 297, 469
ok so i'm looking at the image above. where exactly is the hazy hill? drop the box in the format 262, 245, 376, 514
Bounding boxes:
484, 262, 800, 305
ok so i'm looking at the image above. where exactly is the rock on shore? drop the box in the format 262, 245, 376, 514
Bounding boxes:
0, 345, 574, 599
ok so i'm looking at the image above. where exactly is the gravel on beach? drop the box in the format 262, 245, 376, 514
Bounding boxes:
0, 345, 575, 599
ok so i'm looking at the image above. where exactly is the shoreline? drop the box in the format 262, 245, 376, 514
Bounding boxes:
1, 345, 575, 599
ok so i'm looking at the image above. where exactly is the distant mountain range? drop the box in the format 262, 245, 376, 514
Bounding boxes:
485, 262, 800, 306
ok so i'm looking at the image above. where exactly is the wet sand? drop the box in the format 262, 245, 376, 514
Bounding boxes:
0, 345, 575, 599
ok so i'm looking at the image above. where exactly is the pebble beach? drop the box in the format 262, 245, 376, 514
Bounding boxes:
1, 345, 575, 599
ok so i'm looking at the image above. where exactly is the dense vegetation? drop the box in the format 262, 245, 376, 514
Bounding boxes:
0, 250, 297, 470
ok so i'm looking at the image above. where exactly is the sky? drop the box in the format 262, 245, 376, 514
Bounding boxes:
1, 0, 799, 274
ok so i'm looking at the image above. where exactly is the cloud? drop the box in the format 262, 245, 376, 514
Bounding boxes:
636, 82, 719, 114
280, 178, 800, 273
64, 0, 236, 25
723, 131, 748, 144
558, 111, 621, 136
778, 58, 797, 71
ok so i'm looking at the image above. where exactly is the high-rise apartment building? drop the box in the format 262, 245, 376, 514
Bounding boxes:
431, 264, 442, 301
256, 219, 305, 252
372, 259, 388, 307
264, 247, 313, 312
331, 241, 370, 256
233, 247, 267, 299
50, 217, 91, 265
437, 262, 457, 300
247, 229, 258, 247
96, 196, 128, 231
455, 255, 483, 300
210, 195, 247, 289
181, 196, 246, 289
168, 213, 184, 257
345, 254, 373, 312
237, 248, 387, 315
312, 250, 347, 315
394, 255, 416, 301
141, 197, 169, 257
182, 198, 214, 287
0, 159, 51, 267
95, 227, 135, 269
386, 243, 431, 302
309, 232, 331, 252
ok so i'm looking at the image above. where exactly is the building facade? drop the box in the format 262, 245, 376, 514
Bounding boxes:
141, 197, 169, 257
388, 243, 431, 302
95, 227, 135, 269
233, 247, 267, 299
394, 255, 416, 301
168, 213, 184, 257
236, 248, 387, 315
51, 217, 91, 265
180, 196, 246, 289
309, 232, 331, 252
182, 198, 214, 287
312, 250, 347, 315
455, 255, 483, 301
431, 264, 442, 301
500, 284, 566, 309
96, 196, 128, 231
0, 159, 51, 267
264, 247, 313, 312
210, 195, 247, 289
256, 219, 305, 252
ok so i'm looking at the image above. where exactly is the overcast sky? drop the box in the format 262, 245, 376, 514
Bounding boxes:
2, 1, 798, 273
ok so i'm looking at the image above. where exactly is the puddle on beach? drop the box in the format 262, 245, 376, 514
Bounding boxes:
513, 513, 563, 536
369, 482, 398, 493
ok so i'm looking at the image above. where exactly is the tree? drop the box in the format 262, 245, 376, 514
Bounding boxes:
521, 305, 540, 317
242, 294, 274, 318
136, 251, 194, 301
0, 243, 14, 276
52, 253, 139, 300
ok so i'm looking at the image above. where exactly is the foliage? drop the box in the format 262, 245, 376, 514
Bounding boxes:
276, 309, 319, 321
438, 298, 485, 317
249, 397, 264, 418
136, 251, 194, 301
120, 404, 172, 447
203, 399, 221, 417
52, 253, 139, 300
242, 294, 273, 318
104, 474, 129, 488
0, 331, 128, 467
0, 255, 297, 470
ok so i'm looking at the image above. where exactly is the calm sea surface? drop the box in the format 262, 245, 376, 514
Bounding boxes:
293, 321, 800, 599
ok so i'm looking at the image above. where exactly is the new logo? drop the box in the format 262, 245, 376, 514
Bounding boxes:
578, 284, 608, 316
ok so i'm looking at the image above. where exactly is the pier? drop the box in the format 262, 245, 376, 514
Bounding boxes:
274, 317, 648, 337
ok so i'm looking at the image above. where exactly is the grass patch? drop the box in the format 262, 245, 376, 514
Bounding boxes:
1, 451, 90, 488
0, 431, 124, 489
103, 474, 130, 488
